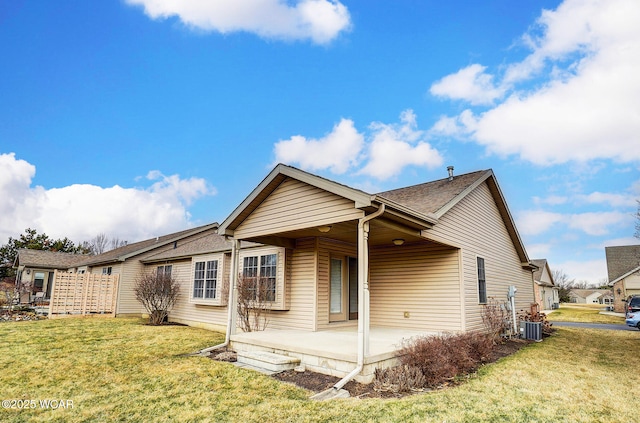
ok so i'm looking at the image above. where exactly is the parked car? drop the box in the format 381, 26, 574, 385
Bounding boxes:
626, 311, 640, 330
627, 295, 640, 316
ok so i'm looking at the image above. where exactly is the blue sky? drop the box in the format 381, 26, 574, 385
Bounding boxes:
1, 0, 639, 285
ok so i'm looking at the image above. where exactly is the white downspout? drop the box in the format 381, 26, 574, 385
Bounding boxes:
333, 204, 385, 391
195, 238, 240, 355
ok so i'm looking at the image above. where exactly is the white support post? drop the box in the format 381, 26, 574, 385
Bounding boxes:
228, 239, 240, 338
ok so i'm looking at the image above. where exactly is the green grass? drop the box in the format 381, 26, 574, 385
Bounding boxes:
1, 317, 638, 422
547, 303, 625, 324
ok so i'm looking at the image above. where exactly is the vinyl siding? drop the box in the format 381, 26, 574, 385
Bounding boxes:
166, 257, 229, 330
97, 230, 222, 316
426, 182, 534, 331
238, 246, 287, 310
369, 244, 462, 331
212, 243, 315, 331
316, 238, 357, 329
234, 178, 364, 239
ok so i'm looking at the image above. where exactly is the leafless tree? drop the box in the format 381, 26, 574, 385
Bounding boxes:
481, 297, 511, 343
90, 233, 109, 254
110, 237, 127, 250
133, 270, 180, 325
236, 274, 271, 332
635, 200, 640, 240
552, 269, 575, 303
0, 276, 32, 313
86, 233, 128, 255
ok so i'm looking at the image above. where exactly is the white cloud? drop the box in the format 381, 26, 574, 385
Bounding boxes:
567, 211, 630, 236
126, 0, 351, 44
429, 0, 640, 165
576, 192, 637, 208
526, 243, 552, 258
532, 195, 568, 206
274, 110, 443, 180
273, 118, 364, 174
430, 64, 504, 105
0, 153, 216, 245
556, 259, 607, 285
359, 110, 443, 179
517, 210, 564, 236
518, 208, 631, 237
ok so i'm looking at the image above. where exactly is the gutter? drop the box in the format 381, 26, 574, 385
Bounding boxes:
331, 204, 385, 392
193, 238, 240, 356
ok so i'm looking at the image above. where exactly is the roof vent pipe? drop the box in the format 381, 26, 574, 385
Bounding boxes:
447, 166, 454, 181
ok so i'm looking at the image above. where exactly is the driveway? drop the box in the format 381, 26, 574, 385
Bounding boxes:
551, 321, 637, 331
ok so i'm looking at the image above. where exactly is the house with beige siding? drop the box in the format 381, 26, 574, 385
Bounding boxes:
14, 249, 89, 303
606, 244, 640, 312
78, 223, 220, 316
531, 259, 559, 311
141, 231, 261, 331
212, 164, 536, 384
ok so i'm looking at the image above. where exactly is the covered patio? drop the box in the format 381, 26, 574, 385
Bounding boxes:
231, 326, 440, 382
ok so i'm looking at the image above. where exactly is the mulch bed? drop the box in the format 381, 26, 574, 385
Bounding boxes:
210, 338, 533, 399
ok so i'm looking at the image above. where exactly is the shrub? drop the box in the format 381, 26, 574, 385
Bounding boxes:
481, 297, 512, 343
236, 275, 271, 332
133, 270, 180, 325
395, 331, 494, 389
373, 365, 427, 394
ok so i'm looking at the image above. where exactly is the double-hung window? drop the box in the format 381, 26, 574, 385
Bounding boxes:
243, 253, 277, 302
157, 265, 172, 277
193, 260, 218, 299
477, 257, 487, 304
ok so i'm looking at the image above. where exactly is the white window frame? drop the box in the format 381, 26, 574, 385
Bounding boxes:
102, 267, 112, 275
190, 253, 226, 306
477, 256, 487, 304
157, 265, 172, 277
238, 247, 287, 310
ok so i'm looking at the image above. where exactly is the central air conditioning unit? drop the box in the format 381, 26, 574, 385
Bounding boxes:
519, 321, 542, 341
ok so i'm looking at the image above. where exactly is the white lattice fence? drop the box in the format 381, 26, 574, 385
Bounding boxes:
49, 271, 119, 317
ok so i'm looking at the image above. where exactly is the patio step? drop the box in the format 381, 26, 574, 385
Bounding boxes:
236, 351, 301, 373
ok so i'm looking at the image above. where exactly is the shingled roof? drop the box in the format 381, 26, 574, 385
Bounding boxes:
142, 231, 231, 262
531, 259, 554, 287
16, 249, 90, 269
79, 223, 219, 266
605, 245, 640, 282
376, 170, 489, 216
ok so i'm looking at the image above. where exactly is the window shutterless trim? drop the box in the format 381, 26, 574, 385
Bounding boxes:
477, 256, 487, 304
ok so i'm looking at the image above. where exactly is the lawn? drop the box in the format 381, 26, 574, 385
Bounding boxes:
547, 303, 625, 324
1, 317, 638, 422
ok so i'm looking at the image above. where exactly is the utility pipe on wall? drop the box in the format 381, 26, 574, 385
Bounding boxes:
195, 238, 240, 355
333, 204, 385, 391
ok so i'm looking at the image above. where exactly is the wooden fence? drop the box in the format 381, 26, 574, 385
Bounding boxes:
49, 271, 119, 318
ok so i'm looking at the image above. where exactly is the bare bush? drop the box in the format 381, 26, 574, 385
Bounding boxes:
133, 270, 180, 325
481, 297, 511, 343
373, 365, 428, 394
398, 332, 494, 389
236, 274, 271, 332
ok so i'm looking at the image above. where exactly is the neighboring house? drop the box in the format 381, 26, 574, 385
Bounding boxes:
13, 249, 89, 303
569, 289, 612, 304
140, 230, 239, 332
77, 223, 220, 316
531, 259, 559, 311
213, 164, 536, 382
605, 245, 640, 313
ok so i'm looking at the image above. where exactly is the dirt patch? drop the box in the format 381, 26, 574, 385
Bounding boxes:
209, 338, 532, 399
273, 338, 531, 398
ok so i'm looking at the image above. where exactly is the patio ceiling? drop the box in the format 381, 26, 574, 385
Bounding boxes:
243, 218, 438, 248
